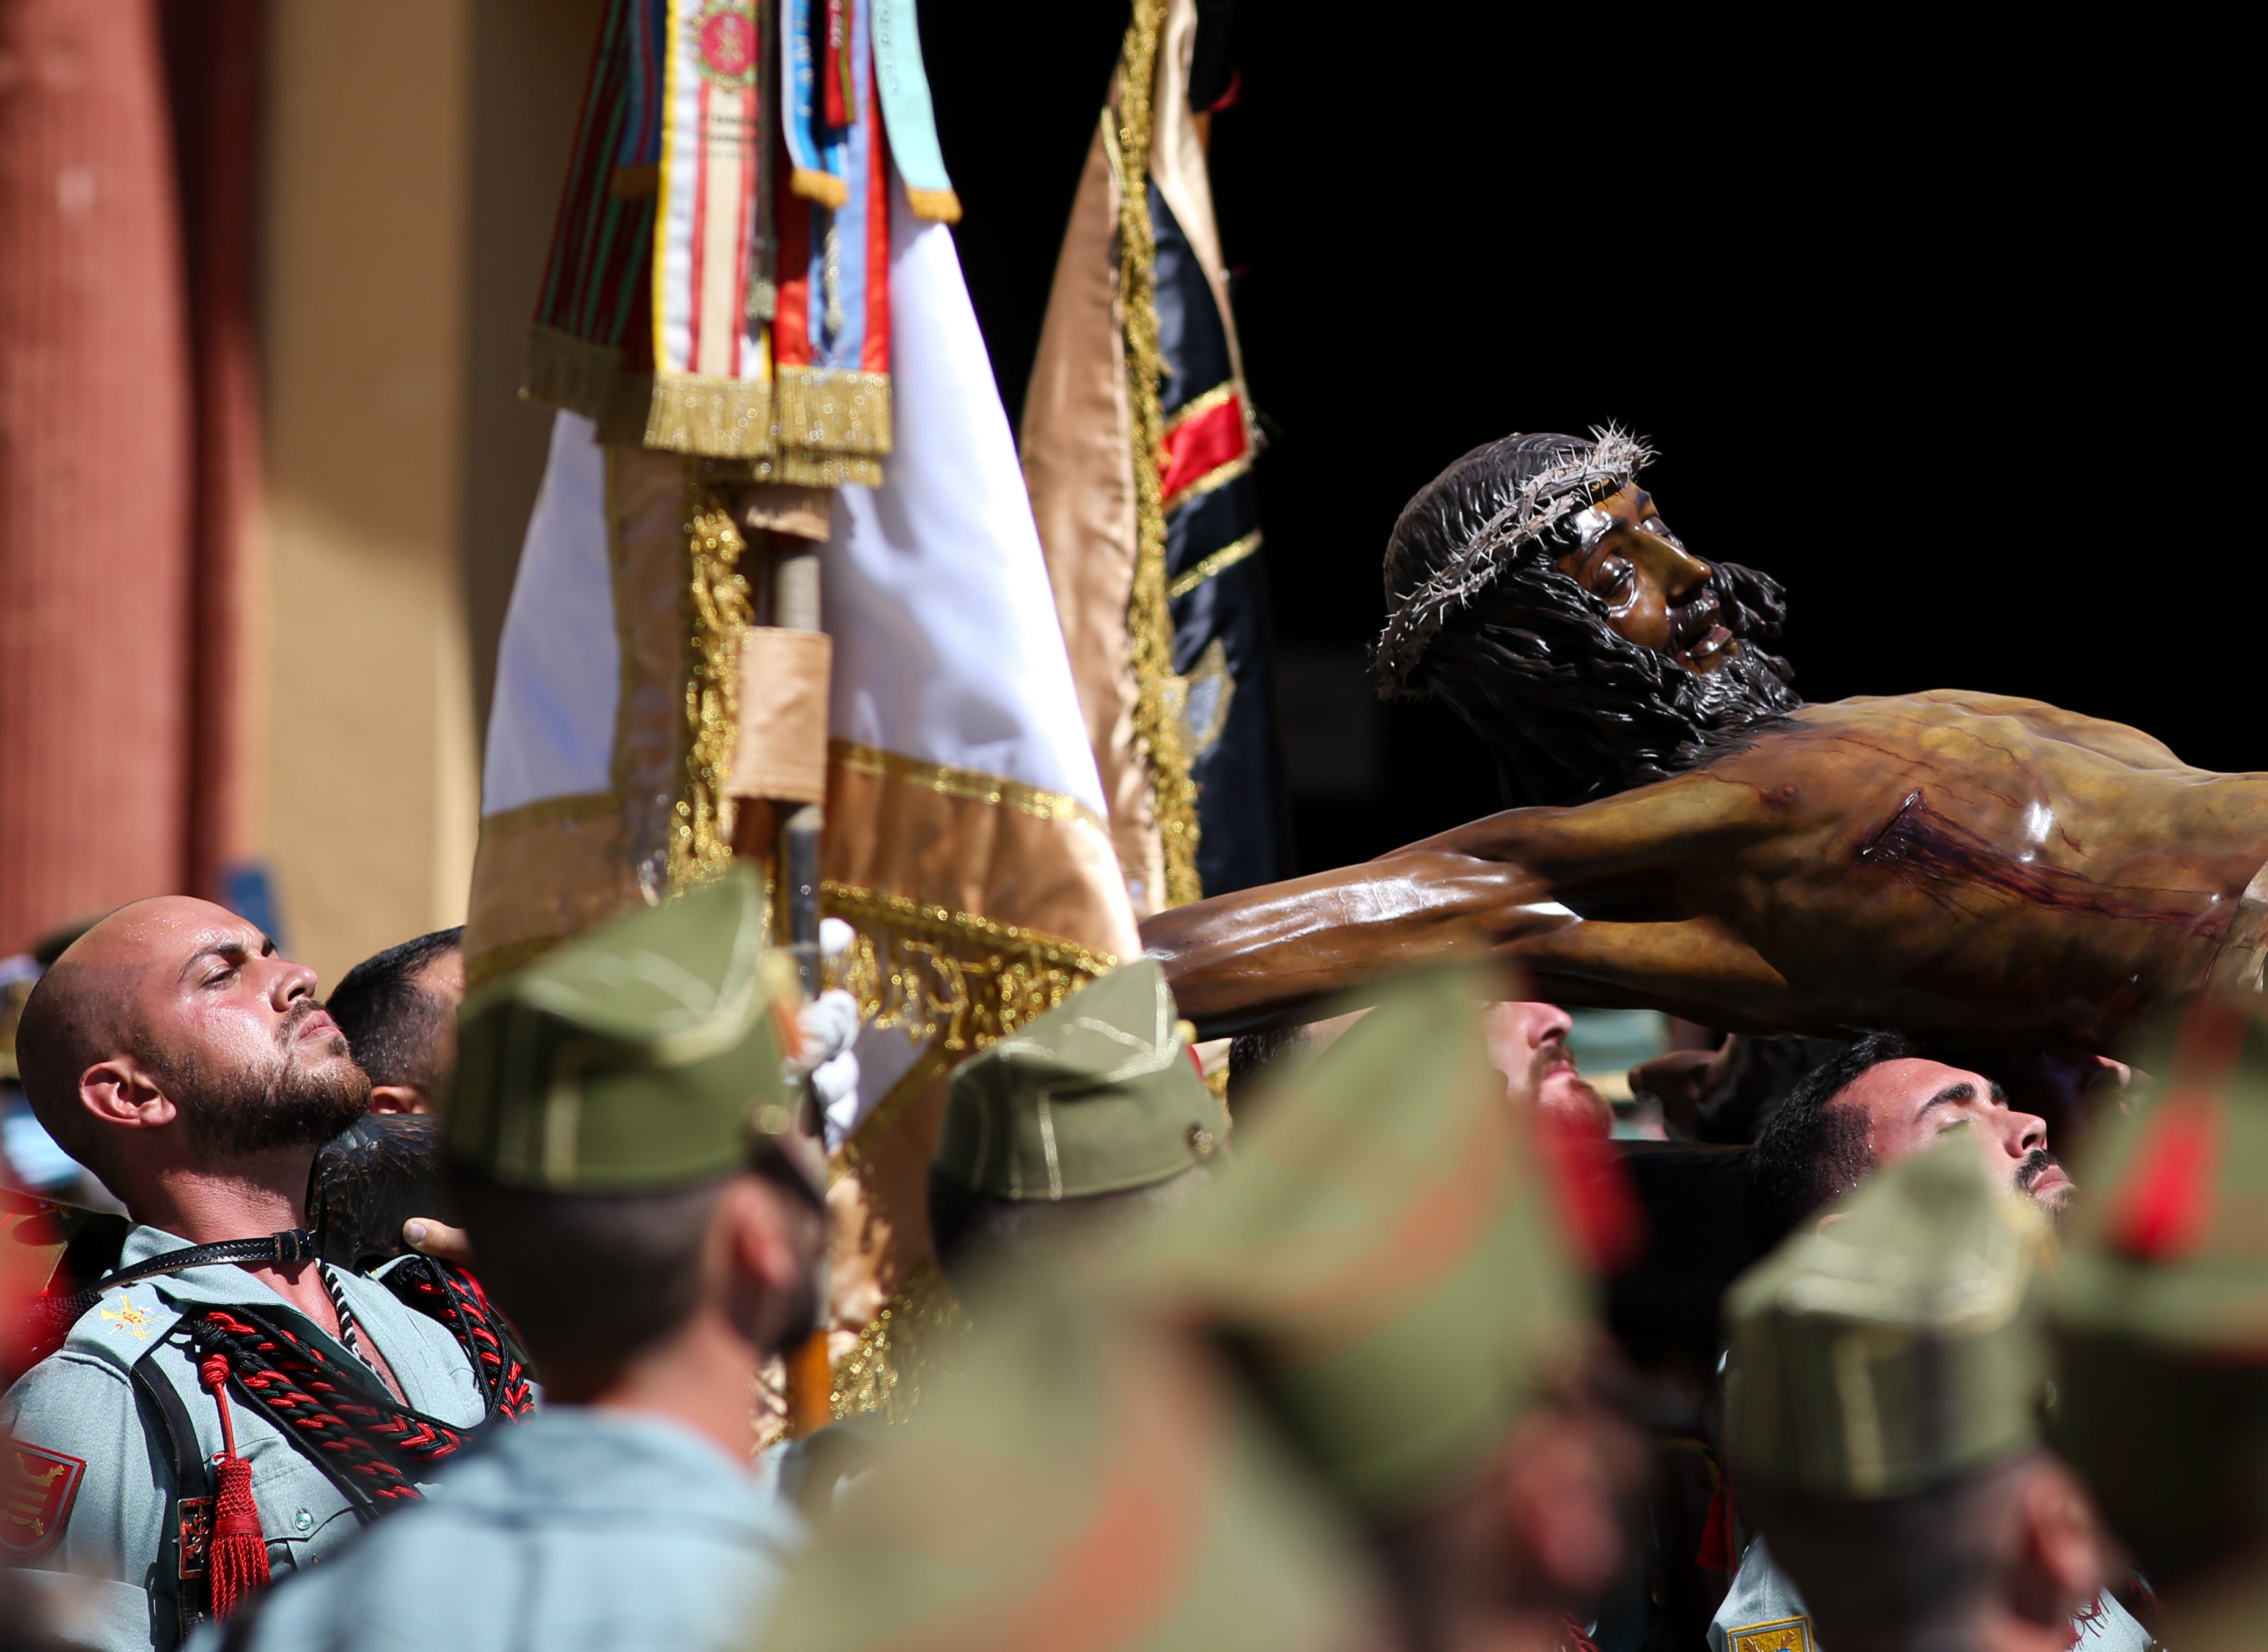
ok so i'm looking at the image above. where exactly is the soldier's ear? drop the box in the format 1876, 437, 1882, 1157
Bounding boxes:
2005, 1456, 2113, 1628
366, 1083, 433, 1115
1498, 1404, 1627, 1602
79, 1057, 177, 1131
720, 1173, 809, 1296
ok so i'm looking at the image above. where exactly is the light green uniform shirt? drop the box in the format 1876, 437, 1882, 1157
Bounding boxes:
2, 1225, 486, 1652
210, 1408, 803, 1652
1707, 1536, 2154, 1652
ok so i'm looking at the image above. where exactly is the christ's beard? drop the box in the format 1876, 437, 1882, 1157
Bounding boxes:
164, 1002, 374, 1159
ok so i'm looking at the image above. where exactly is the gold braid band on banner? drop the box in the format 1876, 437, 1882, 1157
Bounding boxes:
526, 327, 891, 483
671, 477, 754, 889
828, 1260, 968, 1424
830, 740, 1112, 834
822, 880, 1120, 1061
1166, 529, 1264, 600
1109, 0, 1202, 909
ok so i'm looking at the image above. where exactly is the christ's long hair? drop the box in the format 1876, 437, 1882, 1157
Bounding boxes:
1382, 433, 1802, 806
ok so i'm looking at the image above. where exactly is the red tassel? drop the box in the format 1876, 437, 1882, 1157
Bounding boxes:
822, 0, 852, 127
2111, 994, 2246, 1261
1536, 1112, 1647, 1275
1695, 1476, 1736, 1573
2112, 1098, 2220, 1261
199, 1354, 271, 1618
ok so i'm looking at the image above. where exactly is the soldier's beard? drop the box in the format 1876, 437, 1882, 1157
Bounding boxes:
2015, 1147, 2072, 1224
155, 1002, 374, 1160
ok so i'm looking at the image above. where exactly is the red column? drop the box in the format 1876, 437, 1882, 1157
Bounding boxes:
0, 0, 193, 952
163, 1, 264, 905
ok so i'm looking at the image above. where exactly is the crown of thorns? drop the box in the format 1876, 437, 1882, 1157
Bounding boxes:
1373, 427, 1655, 696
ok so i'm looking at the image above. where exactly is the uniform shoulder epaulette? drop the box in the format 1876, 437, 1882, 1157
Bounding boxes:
52, 1280, 185, 1374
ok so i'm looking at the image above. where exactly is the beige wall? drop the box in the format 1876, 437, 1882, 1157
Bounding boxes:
257, 0, 597, 986
463, 0, 607, 731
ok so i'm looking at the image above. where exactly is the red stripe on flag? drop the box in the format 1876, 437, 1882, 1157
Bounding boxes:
1157, 393, 1247, 502
862, 51, 890, 375
775, 120, 811, 369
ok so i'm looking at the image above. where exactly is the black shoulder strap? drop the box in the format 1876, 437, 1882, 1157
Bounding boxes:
131, 1341, 212, 1651
40, 1230, 320, 1343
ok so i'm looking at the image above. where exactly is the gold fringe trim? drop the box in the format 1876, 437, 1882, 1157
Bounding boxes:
791, 166, 851, 208
649, 368, 889, 475
1166, 529, 1263, 600
829, 1259, 968, 1424
759, 450, 885, 488
522, 323, 657, 447
646, 371, 776, 458
822, 879, 1119, 1058
526, 334, 891, 474
1160, 449, 1253, 515
830, 739, 1111, 834
671, 477, 753, 889
1110, 0, 1202, 909
774, 365, 893, 457
904, 186, 963, 224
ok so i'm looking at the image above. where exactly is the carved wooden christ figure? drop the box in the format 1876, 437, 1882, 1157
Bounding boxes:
1144, 430, 2268, 1054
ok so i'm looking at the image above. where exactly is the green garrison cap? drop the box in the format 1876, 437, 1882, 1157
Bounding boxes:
753, 1264, 1382, 1652
2050, 993, 2268, 1577
445, 868, 809, 1192
933, 958, 1226, 1200
1125, 966, 1591, 1517
1725, 1134, 2052, 1499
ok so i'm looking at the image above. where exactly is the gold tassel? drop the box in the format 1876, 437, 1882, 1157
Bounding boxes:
904, 186, 963, 224
827, 1260, 968, 1423
671, 476, 754, 890
790, 167, 851, 208
1110, 0, 1203, 909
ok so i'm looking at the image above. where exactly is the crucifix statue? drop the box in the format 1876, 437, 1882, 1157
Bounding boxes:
1143, 430, 2268, 1057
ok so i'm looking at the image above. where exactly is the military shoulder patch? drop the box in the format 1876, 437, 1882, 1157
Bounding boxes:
1728, 1618, 1814, 1652
3, 1442, 86, 1558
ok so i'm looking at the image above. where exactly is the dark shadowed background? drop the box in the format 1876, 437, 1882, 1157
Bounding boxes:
922, 5, 2250, 878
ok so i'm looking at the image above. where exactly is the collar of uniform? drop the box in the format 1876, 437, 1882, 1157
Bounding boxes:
120, 1225, 403, 1381
441, 1408, 796, 1535
116, 1222, 317, 1309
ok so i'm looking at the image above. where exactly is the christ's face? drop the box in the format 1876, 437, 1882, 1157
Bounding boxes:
1555, 485, 1735, 672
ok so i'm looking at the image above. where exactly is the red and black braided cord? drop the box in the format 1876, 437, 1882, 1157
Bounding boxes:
183, 1258, 534, 1510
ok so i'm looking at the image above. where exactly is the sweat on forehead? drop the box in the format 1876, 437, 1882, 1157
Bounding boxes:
20, 900, 268, 1074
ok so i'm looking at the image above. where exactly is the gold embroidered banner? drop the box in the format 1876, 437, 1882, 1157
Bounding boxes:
799, 737, 1136, 1426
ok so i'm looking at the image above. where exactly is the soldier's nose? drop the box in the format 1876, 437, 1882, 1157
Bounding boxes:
2006, 1107, 2049, 1157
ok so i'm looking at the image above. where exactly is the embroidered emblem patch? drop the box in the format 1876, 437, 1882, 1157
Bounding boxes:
3, 1443, 86, 1557
1728, 1617, 1814, 1652
177, 1494, 212, 1579
101, 1301, 156, 1340
696, 1, 756, 86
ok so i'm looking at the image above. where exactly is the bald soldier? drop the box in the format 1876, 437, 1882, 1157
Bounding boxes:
2, 900, 515, 1648
224, 868, 827, 1652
